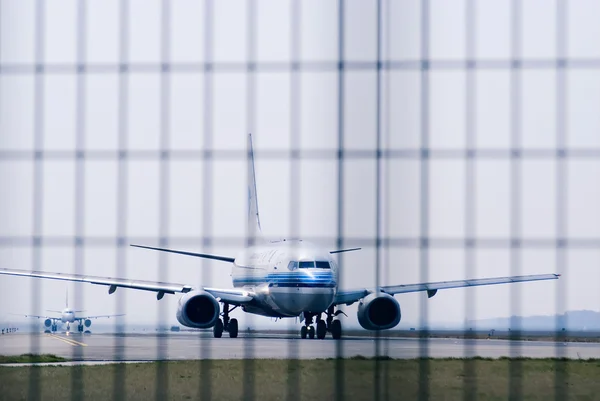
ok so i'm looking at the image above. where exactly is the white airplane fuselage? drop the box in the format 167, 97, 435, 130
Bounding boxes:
231, 240, 337, 318
60, 309, 77, 323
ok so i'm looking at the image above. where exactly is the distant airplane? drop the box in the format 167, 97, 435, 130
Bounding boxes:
17, 289, 124, 333
0, 134, 560, 339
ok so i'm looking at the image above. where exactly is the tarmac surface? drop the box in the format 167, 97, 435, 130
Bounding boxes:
2, 332, 600, 362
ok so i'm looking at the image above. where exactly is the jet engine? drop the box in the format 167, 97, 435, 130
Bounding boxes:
176, 290, 220, 329
357, 292, 401, 330
44, 319, 52, 327
84, 319, 92, 328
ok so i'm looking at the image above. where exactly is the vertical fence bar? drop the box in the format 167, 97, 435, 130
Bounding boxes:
509, 0, 523, 398
244, 1, 257, 400
155, 0, 172, 398
287, 0, 301, 399
200, 0, 214, 399
464, 0, 476, 399
374, 0, 383, 400
29, 0, 45, 399
381, 1, 391, 399
555, 0, 568, 399
71, 0, 87, 398
335, 1, 346, 400
418, 0, 430, 399
114, 1, 130, 399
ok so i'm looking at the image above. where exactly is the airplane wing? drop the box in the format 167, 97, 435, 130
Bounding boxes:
333, 273, 560, 306
19, 314, 56, 320
330, 247, 362, 254
0, 268, 193, 296
0, 268, 254, 305
204, 288, 254, 305
78, 314, 126, 320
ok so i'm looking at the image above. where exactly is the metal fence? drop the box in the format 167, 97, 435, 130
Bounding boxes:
1, 0, 599, 400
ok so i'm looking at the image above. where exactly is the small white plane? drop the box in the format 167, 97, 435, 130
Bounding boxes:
17, 289, 124, 333
0, 135, 559, 339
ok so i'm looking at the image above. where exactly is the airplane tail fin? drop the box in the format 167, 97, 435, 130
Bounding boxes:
247, 134, 263, 243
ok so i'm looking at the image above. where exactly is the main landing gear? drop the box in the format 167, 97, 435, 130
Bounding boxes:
213, 303, 239, 339
300, 306, 344, 340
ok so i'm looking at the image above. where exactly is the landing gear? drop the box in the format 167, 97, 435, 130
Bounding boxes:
213, 303, 239, 338
300, 307, 344, 339
300, 312, 315, 339
213, 319, 223, 338
326, 305, 344, 340
51, 325, 57, 332
300, 326, 307, 339
330, 319, 342, 339
78, 324, 84, 333
228, 318, 238, 338
316, 319, 327, 339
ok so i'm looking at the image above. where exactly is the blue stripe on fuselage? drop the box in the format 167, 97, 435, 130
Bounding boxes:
232, 273, 336, 288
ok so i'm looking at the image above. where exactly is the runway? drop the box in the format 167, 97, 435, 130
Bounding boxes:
2, 332, 600, 361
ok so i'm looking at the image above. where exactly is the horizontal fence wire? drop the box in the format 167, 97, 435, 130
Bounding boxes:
1, 59, 600, 74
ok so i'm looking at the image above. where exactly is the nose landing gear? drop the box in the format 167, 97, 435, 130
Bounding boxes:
300, 307, 344, 340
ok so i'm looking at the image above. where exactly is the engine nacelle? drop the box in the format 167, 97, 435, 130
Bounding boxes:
84, 319, 92, 328
176, 290, 220, 329
357, 292, 401, 330
44, 319, 52, 327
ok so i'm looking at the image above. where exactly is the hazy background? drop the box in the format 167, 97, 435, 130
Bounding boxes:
0, 0, 599, 331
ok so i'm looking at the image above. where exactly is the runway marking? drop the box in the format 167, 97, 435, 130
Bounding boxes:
46, 334, 88, 347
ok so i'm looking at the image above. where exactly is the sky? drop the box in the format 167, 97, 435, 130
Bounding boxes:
0, 0, 599, 330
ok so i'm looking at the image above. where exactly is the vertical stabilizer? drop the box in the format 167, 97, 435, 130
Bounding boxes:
247, 134, 263, 242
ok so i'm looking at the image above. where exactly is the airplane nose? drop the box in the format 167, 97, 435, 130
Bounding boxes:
271, 287, 335, 315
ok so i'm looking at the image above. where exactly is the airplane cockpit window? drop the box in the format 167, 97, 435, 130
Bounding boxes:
298, 261, 314, 269
289, 261, 332, 269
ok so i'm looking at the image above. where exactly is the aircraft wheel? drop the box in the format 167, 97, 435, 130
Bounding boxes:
308, 326, 315, 339
213, 319, 223, 338
331, 320, 342, 340
316, 320, 327, 339
300, 326, 307, 339
228, 318, 238, 338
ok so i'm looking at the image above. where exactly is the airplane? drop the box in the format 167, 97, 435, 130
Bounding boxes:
15, 289, 124, 333
0, 134, 560, 340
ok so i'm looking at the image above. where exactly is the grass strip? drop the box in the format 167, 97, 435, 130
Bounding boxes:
1, 357, 599, 400
0, 354, 68, 364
